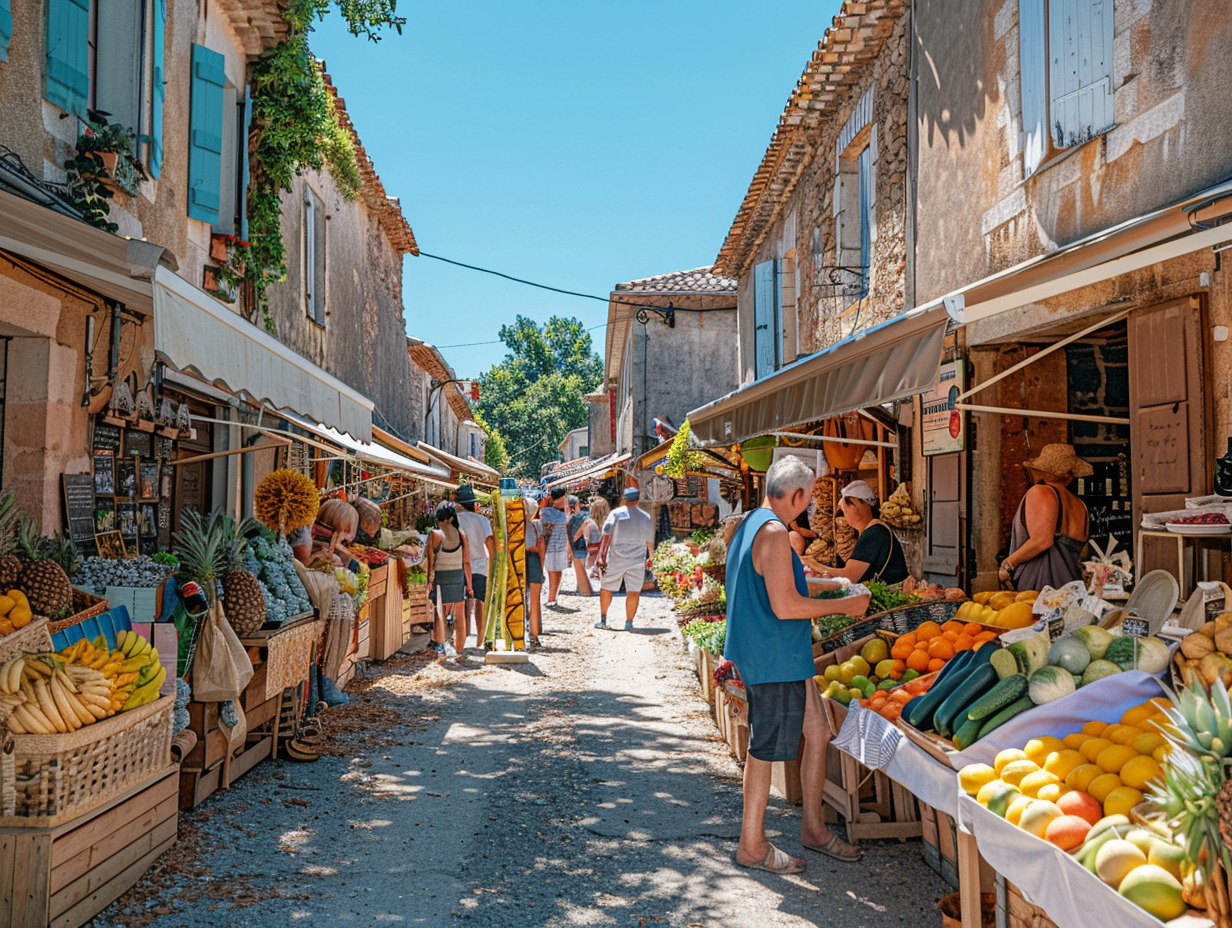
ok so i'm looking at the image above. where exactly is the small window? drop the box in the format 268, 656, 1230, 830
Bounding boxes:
835, 130, 873, 301
304, 189, 325, 325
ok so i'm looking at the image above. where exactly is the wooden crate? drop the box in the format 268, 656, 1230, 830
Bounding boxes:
713, 683, 749, 762
403, 585, 429, 636
920, 801, 960, 888
370, 588, 408, 662
366, 563, 389, 601
998, 878, 1060, 928
0, 764, 178, 928
819, 737, 921, 843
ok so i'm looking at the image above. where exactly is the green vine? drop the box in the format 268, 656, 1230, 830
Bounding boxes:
244, 0, 403, 332
665, 419, 704, 477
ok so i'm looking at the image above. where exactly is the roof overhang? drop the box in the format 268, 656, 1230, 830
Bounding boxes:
543, 453, 632, 491
417, 441, 500, 486
292, 417, 455, 487
0, 188, 176, 314
687, 304, 947, 446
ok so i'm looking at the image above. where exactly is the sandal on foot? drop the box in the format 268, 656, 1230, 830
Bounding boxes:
282, 739, 321, 762
802, 833, 862, 862
735, 843, 806, 875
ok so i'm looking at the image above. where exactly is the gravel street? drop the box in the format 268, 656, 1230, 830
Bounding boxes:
97, 584, 946, 927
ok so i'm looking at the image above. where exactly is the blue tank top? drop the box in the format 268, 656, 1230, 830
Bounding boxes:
723, 508, 816, 685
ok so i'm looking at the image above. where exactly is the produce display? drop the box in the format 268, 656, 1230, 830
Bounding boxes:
1169, 513, 1229, 526
0, 589, 34, 634
73, 554, 177, 591
1176, 610, 1232, 687
681, 617, 726, 655
955, 590, 1040, 629
866, 579, 920, 613
242, 528, 313, 626
860, 672, 934, 721
880, 483, 923, 530
0, 491, 77, 622
350, 544, 390, 567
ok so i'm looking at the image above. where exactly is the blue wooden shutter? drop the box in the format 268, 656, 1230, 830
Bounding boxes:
0, 0, 13, 62
149, 0, 166, 178
44, 0, 89, 113
238, 86, 252, 238
753, 260, 779, 380
187, 44, 226, 223
1019, 0, 1048, 174
1048, 0, 1114, 148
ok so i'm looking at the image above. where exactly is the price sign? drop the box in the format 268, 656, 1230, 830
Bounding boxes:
1047, 616, 1065, 642
1122, 617, 1150, 638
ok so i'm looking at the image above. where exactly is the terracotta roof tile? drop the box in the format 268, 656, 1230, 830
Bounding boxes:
613, 266, 737, 294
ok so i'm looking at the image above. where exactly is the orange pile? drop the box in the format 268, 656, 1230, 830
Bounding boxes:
889, 619, 1000, 675
863, 673, 933, 721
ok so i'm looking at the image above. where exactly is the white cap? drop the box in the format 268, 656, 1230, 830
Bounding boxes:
839, 479, 879, 504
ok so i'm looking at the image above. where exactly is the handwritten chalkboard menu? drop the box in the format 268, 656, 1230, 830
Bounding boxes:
92, 422, 122, 454
126, 430, 152, 459
61, 474, 97, 552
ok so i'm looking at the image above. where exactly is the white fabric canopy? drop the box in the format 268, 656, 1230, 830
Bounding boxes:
153, 266, 373, 441
302, 418, 454, 486
543, 453, 632, 491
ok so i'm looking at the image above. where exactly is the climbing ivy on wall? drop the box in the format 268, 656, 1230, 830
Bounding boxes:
245, 0, 404, 332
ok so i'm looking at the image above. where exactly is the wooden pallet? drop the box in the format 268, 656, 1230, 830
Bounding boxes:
819, 737, 921, 843
0, 765, 178, 928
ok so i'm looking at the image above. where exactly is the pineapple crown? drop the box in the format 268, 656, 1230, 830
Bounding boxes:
0, 490, 20, 558
219, 516, 262, 572
15, 516, 53, 562
172, 510, 226, 593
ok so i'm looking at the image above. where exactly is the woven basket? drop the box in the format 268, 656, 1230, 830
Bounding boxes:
0, 616, 52, 662
874, 600, 962, 634
0, 694, 173, 827
701, 562, 726, 584
46, 588, 109, 635
815, 615, 884, 654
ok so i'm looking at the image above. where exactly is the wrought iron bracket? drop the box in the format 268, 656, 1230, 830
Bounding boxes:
635, 302, 675, 327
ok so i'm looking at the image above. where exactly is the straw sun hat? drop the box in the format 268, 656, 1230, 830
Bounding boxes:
1023, 443, 1093, 479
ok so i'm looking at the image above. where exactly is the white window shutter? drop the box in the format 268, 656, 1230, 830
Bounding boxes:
753, 261, 779, 380
1048, 0, 1114, 149
1019, 0, 1048, 174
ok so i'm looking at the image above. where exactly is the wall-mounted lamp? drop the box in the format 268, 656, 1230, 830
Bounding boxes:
635, 301, 675, 327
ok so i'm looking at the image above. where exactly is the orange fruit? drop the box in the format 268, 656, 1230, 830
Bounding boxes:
973, 631, 999, 645
888, 659, 906, 679
916, 621, 943, 640
907, 650, 931, 673
953, 634, 975, 652
963, 622, 984, 637
899, 633, 918, 649
942, 620, 964, 634
928, 639, 955, 660
927, 658, 947, 673
890, 642, 912, 661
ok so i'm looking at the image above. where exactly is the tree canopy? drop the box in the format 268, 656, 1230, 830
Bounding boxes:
474, 316, 602, 478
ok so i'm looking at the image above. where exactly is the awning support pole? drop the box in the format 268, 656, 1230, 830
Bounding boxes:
954, 307, 1131, 403
769, 431, 898, 449
953, 403, 1130, 425
171, 437, 290, 467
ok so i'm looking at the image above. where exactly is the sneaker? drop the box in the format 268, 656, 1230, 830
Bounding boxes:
624, 620, 634, 631
594, 619, 608, 629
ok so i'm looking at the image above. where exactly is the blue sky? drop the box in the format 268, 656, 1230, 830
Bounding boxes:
310, 2, 841, 378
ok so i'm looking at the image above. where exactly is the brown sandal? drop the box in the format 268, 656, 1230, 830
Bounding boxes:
802, 833, 862, 862
735, 843, 806, 875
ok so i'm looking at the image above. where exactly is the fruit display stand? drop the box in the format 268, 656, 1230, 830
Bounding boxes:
713, 681, 749, 762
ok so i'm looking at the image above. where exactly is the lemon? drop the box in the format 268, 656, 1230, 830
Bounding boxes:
958, 763, 998, 796
1001, 759, 1041, 787
1104, 786, 1146, 817
1019, 770, 1061, 798
1121, 704, 1159, 727
1082, 720, 1109, 737
1065, 763, 1105, 792
849, 655, 871, 677
1108, 725, 1144, 746
1024, 736, 1066, 765
1080, 738, 1115, 763
1096, 745, 1140, 775
1152, 744, 1172, 764
994, 748, 1029, 776
1043, 749, 1087, 781
1131, 732, 1165, 756
976, 779, 1010, 807
1088, 773, 1124, 804
1061, 732, 1090, 750
1005, 795, 1034, 827
1036, 782, 1070, 803
1119, 756, 1165, 791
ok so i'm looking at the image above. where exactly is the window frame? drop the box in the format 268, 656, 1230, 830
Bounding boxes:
303, 187, 326, 326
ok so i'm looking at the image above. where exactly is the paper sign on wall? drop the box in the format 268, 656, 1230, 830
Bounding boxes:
921, 360, 966, 456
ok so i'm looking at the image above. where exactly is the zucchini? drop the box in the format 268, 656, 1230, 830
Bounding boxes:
966, 674, 1029, 721
934, 663, 999, 737
989, 648, 1019, 680
976, 694, 1035, 739
905, 650, 974, 728
953, 715, 984, 750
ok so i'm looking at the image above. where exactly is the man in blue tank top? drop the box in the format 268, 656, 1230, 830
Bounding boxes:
726, 456, 869, 874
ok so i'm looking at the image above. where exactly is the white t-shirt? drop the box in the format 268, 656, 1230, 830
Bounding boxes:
457, 509, 493, 576
602, 505, 654, 560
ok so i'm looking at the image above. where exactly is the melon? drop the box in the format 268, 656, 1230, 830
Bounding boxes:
1044, 814, 1092, 851
1095, 838, 1147, 888
1005, 795, 1034, 827
1147, 842, 1188, 882
1018, 800, 1064, 838
1055, 790, 1102, 826
1118, 864, 1186, 920
988, 784, 1022, 818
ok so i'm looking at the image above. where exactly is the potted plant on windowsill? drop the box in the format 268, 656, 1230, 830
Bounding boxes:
71, 110, 146, 196
205, 235, 250, 305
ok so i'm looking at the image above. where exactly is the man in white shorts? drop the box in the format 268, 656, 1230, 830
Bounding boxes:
595, 487, 655, 631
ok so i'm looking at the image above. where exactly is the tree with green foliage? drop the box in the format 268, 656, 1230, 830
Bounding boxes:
473, 411, 509, 474
474, 316, 602, 478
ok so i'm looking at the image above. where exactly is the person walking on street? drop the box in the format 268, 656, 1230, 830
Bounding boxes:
541, 487, 570, 607
595, 487, 654, 631
455, 485, 495, 648
725, 456, 869, 874
567, 495, 594, 596
524, 496, 545, 648
585, 498, 609, 576
426, 502, 473, 663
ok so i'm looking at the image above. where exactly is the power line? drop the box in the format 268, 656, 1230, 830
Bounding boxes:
436, 322, 607, 350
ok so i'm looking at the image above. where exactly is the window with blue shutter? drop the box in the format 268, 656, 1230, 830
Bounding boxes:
753, 260, 780, 381
44, 0, 89, 113
238, 86, 252, 237
149, 0, 166, 177
1018, 0, 1048, 174
187, 44, 226, 223
0, 0, 13, 63
1048, 0, 1114, 148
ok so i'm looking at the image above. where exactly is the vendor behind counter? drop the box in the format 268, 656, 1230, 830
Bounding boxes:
812, 480, 908, 585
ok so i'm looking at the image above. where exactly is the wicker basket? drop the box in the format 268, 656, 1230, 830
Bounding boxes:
874, 600, 963, 634
940, 892, 995, 928
46, 588, 109, 635
0, 616, 52, 662
0, 694, 173, 827
701, 562, 726, 584
815, 615, 885, 654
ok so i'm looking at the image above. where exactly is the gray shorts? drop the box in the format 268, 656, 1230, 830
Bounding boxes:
600, 554, 646, 593
745, 680, 807, 762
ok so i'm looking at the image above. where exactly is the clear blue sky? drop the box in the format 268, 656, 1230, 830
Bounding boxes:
310, 2, 841, 379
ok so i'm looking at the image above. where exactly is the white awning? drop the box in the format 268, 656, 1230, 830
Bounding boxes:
302, 420, 457, 488
416, 441, 501, 486
687, 305, 947, 446
543, 453, 632, 490
153, 266, 373, 441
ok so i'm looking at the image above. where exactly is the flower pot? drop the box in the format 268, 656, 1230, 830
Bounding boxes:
210, 234, 231, 263
98, 151, 119, 175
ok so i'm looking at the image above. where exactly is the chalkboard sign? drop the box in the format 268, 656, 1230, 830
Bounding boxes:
62, 474, 97, 551
1122, 617, 1150, 638
126, 430, 152, 459
1047, 616, 1065, 642
93, 422, 122, 454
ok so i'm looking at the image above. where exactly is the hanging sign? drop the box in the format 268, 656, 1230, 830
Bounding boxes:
921, 361, 966, 456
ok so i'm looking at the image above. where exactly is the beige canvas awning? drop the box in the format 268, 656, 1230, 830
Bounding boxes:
687, 305, 947, 446
0, 188, 175, 313
417, 441, 500, 487
153, 266, 374, 441
543, 453, 632, 491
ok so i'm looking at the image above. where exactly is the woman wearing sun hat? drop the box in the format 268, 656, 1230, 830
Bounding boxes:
811, 480, 909, 585
999, 443, 1091, 591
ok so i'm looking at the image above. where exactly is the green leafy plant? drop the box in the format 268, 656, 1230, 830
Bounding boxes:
665, 419, 703, 477
62, 110, 147, 232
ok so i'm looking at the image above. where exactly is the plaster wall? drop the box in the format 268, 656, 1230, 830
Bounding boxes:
587, 396, 613, 458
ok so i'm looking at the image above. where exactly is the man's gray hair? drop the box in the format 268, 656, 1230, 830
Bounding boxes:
764, 455, 816, 500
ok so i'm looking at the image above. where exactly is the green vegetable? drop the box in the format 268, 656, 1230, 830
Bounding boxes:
953, 716, 984, 749
905, 649, 974, 727
1072, 625, 1114, 660
967, 674, 1029, 721
934, 663, 999, 737
989, 648, 1020, 680
1103, 636, 1137, 667
900, 668, 920, 683
1027, 665, 1077, 704
1048, 637, 1092, 675
1081, 659, 1123, 686
1008, 636, 1050, 676
865, 580, 919, 613
977, 695, 1036, 739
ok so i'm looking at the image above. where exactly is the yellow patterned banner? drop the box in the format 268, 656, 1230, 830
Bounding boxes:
503, 499, 526, 649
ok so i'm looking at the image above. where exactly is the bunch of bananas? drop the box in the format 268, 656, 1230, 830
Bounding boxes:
0, 655, 115, 733
64, 631, 166, 712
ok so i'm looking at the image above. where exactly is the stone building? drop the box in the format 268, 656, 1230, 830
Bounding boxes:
584, 389, 614, 459
407, 337, 488, 471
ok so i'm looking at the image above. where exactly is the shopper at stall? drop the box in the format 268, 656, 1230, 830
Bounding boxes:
788, 510, 817, 558
352, 497, 383, 546
567, 495, 594, 596
585, 498, 609, 576
456, 485, 495, 646
999, 443, 1091, 590
541, 487, 570, 607
595, 487, 654, 631
812, 480, 908, 585
425, 501, 473, 662
524, 496, 545, 648
726, 456, 870, 873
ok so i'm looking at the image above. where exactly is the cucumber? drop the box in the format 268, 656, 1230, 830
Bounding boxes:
952, 715, 984, 750
966, 674, 1029, 721
989, 648, 1019, 680
934, 663, 999, 737
976, 694, 1035, 739
905, 650, 974, 728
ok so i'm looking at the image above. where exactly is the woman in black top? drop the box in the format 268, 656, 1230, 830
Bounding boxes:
812, 480, 908, 585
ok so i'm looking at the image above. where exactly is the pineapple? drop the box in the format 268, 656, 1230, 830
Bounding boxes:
0, 491, 22, 589
16, 518, 73, 619
173, 510, 225, 607
46, 534, 82, 579
219, 516, 266, 635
